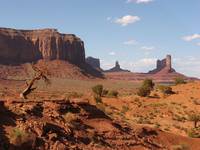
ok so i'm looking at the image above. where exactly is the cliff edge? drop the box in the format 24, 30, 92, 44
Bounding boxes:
0, 28, 85, 66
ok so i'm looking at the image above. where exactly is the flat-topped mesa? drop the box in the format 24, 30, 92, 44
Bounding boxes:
0, 27, 85, 66
104, 61, 130, 72
86, 57, 102, 71
149, 55, 175, 74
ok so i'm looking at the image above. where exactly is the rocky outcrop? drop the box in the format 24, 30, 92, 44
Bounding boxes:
149, 55, 175, 74
104, 61, 130, 73
0, 28, 85, 66
86, 57, 102, 71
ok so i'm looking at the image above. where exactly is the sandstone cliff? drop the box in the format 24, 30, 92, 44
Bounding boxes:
86, 57, 102, 71
149, 55, 175, 74
0, 28, 85, 66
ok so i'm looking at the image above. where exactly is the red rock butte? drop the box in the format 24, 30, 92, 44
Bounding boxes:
149, 55, 175, 74
0, 28, 85, 66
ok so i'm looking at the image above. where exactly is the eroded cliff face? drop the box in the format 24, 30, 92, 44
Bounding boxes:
86, 57, 101, 70
149, 55, 175, 74
0, 28, 85, 66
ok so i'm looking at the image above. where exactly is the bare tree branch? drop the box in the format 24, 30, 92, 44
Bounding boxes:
20, 64, 51, 99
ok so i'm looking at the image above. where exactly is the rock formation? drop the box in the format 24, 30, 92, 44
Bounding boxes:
86, 57, 102, 71
149, 55, 175, 74
104, 61, 130, 72
0, 28, 85, 66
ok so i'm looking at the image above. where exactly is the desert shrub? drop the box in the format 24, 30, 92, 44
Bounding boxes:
188, 114, 200, 128
137, 79, 155, 97
94, 95, 102, 104
137, 117, 152, 124
102, 89, 108, 96
187, 127, 200, 138
92, 84, 103, 97
174, 77, 186, 85
157, 85, 174, 95
137, 86, 151, 97
9, 128, 35, 146
143, 78, 155, 90
107, 90, 119, 98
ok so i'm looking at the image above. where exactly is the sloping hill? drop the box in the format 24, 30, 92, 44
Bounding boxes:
0, 60, 104, 80
0, 99, 199, 150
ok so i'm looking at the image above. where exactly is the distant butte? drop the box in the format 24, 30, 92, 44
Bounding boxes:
149, 55, 175, 74
104, 61, 130, 73
86, 57, 102, 71
104, 55, 198, 82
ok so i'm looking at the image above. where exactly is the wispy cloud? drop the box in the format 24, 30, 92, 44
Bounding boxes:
106, 17, 112, 21
123, 39, 138, 45
173, 56, 200, 78
182, 34, 200, 42
127, 0, 153, 4
109, 51, 116, 56
101, 56, 200, 78
115, 15, 140, 26
197, 43, 200, 46
141, 46, 155, 50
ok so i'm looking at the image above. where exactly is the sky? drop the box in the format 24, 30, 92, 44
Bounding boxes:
0, 0, 200, 77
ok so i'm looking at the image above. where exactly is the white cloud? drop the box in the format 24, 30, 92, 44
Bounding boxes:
141, 46, 155, 50
173, 56, 200, 78
127, 0, 153, 4
107, 17, 112, 21
182, 34, 200, 42
101, 56, 200, 78
115, 15, 140, 26
109, 51, 116, 56
135, 58, 156, 67
123, 39, 138, 45
197, 43, 200, 46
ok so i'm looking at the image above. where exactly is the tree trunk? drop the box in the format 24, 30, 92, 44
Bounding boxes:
20, 75, 41, 99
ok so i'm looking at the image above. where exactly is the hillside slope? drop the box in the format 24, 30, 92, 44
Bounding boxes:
0, 99, 200, 150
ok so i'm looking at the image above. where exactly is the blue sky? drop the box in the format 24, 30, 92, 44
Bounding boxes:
0, 0, 200, 77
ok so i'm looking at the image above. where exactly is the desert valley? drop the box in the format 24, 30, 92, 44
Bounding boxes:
0, 27, 199, 150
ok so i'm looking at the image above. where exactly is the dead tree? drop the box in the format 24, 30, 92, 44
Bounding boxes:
20, 64, 51, 99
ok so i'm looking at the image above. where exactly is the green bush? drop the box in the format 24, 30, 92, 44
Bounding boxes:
174, 77, 186, 85
137, 86, 151, 97
108, 90, 119, 98
9, 128, 36, 146
187, 127, 200, 138
102, 89, 108, 96
92, 84, 103, 97
143, 78, 155, 90
137, 79, 154, 97
94, 95, 102, 104
157, 85, 174, 95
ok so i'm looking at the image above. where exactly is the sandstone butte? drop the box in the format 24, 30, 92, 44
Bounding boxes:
0, 27, 85, 66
